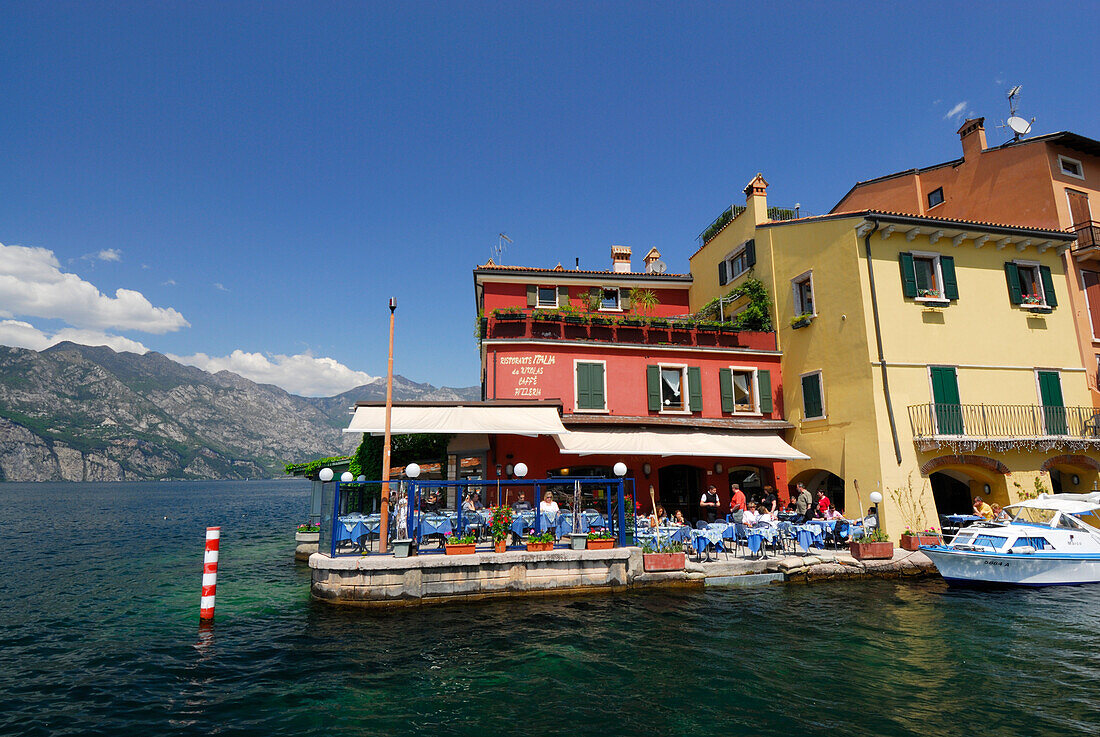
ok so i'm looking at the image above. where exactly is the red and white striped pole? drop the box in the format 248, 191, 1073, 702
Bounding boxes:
200, 527, 220, 620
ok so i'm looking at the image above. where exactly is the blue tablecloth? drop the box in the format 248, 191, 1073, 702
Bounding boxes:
793, 524, 826, 551
944, 514, 983, 524
745, 525, 779, 554
413, 515, 453, 538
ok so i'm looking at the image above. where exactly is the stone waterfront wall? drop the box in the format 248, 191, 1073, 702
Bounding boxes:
295, 531, 319, 561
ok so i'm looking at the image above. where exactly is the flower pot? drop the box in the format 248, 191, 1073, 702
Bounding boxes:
849, 541, 894, 560
392, 539, 415, 558
901, 535, 942, 551
587, 538, 615, 550
445, 543, 476, 555
526, 541, 554, 552
643, 552, 685, 572
791, 318, 812, 329
494, 539, 507, 553
567, 533, 588, 550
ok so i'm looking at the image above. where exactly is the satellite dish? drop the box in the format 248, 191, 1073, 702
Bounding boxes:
1007, 116, 1032, 136
647, 259, 668, 274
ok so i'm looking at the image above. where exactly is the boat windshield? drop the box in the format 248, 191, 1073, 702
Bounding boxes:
1008, 507, 1056, 526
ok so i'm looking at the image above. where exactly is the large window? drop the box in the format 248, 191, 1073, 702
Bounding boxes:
599, 287, 620, 310
537, 286, 558, 308
900, 251, 958, 301
647, 364, 700, 413
792, 271, 815, 316
801, 370, 825, 420
720, 367, 772, 415
574, 361, 606, 411
1005, 260, 1057, 308
660, 366, 686, 411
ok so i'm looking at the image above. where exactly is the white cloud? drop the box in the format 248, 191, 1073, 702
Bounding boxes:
0, 243, 189, 333
170, 349, 376, 396
95, 248, 122, 262
943, 101, 969, 121
0, 319, 149, 354
213, 282, 229, 292
162, 279, 176, 286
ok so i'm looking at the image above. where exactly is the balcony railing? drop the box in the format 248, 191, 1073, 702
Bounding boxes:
481, 311, 777, 351
696, 204, 804, 246
1074, 220, 1100, 249
908, 403, 1100, 446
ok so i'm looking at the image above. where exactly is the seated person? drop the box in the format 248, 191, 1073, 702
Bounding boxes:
461, 493, 476, 513
755, 506, 776, 526
422, 491, 442, 514
512, 492, 532, 512
861, 508, 878, 530
741, 501, 760, 527
672, 510, 686, 526
973, 496, 994, 520
647, 505, 668, 528
990, 503, 1008, 522
824, 504, 844, 521
471, 491, 485, 510
540, 491, 559, 517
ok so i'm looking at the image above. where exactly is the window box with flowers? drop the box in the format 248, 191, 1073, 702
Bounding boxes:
790, 313, 814, 330
526, 531, 556, 552
444, 533, 477, 555
494, 308, 527, 321
586, 531, 616, 550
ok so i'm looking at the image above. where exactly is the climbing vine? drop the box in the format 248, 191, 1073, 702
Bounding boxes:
694, 276, 772, 331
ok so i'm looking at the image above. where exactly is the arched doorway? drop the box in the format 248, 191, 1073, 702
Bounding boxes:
728, 465, 768, 504
789, 469, 845, 513
658, 464, 704, 524
929, 471, 973, 516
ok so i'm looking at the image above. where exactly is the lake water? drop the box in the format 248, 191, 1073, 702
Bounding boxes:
1, 480, 1098, 736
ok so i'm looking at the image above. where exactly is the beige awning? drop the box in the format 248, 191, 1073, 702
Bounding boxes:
553, 428, 809, 460
344, 404, 570, 436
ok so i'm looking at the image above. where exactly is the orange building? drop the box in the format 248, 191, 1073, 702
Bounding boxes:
834, 119, 1100, 403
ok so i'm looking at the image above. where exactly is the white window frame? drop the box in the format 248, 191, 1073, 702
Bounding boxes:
927, 187, 945, 209
573, 359, 608, 413
597, 287, 622, 312
658, 363, 690, 414
1059, 155, 1085, 181
910, 250, 950, 304
727, 365, 761, 416
1014, 259, 1049, 308
725, 242, 753, 281
536, 285, 558, 308
791, 270, 816, 317
800, 369, 826, 421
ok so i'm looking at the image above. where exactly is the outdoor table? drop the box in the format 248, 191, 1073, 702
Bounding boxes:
413, 515, 454, 540
690, 528, 725, 558
793, 524, 826, 552
745, 525, 779, 556
511, 511, 537, 536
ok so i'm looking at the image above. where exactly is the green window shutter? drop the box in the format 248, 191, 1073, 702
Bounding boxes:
719, 368, 734, 414
1004, 262, 1023, 304
899, 252, 917, 298
687, 367, 702, 412
718, 261, 728, 286
802, 373, 823, 419
558, 286, 570, 305
526, 284, 537, 307
758, 370, 773, 414
646, 365, 661, 411
940, 255, 959, 300
1040, 265, 1058, 307
745, 239, 756, 267
576, 363, 590, 409
620, 289, 631, 310
590, 363, 605, 409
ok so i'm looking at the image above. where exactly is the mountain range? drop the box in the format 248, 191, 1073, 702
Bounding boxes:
0, 342, 478, 482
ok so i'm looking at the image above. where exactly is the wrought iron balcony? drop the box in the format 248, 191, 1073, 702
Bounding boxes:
908, 403, 1100, 450
1072, 220, 1100, 261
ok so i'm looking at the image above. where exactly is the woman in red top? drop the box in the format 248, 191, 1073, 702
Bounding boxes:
815, 489, 831, 518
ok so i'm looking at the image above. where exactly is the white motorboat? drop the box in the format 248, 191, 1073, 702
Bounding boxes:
922, 493, 1100, 586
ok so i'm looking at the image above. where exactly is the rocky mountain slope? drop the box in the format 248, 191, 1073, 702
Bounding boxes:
0, 343, 478, 482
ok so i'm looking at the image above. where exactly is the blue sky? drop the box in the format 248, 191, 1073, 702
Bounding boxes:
2, 1, 1098, 395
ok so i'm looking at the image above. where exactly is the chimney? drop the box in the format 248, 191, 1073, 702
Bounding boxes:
643, 247, 661, 270
957, 117, 987, 160
611, 245, 632, 273
744, 172, 769, 225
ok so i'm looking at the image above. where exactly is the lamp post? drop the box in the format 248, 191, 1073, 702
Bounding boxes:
379, 297, 397, 554
870, 491, 883, 529
403, 462, 421, 541
613, 462, 628, 547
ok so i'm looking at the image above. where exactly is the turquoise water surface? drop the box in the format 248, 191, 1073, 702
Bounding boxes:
1, 480, 1098, 736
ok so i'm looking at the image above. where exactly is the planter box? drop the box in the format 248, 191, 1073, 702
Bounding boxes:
696, 323, 721, 332
563, 316, 587, 325
568, 533, 588, 551
791, 318, 812, 329
901, 535, 942, 551
620, 319, 645, 327
392, 538, 415, 558
586, 538, 615, 550
643, 552, 685, 572
647, 320, 669, 328
495, 312, 526, 321
445, 543, 476, 555
849, 541, 894, 560
718, 324, 740, 333
526, 541, 554, 552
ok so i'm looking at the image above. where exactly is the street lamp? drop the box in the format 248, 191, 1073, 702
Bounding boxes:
319, 467, 334, 482
613, 462, 627, 477
405, 462, 421, 478
341, 471, 354, 483
513, 462, 528, 478
869, 491, 883, 525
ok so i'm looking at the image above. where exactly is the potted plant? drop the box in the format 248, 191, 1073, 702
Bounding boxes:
526, 530, 555, 552
647, 317, 669, 328
494, 307, 526, 321
296, 522, 320, 534
696, 321, 721, 333
642, 538, 685, 572
586, 531, 615, 550
620, 316, 645, 327
532, 309, 561, 323
628, 287, 660, 316
790, 313, 813, 329
444, 533, 477, 555
392, 538, 415, 558
900, 527, 944, 551
1022, 293, 1042, 305
849, 527, 893, 560
489, 505, 513, 553
560, 305, 588, 325
918, 288, 942, 299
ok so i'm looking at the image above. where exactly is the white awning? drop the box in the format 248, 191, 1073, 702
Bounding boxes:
554, 428, 810, 460
344, 405, 570, 436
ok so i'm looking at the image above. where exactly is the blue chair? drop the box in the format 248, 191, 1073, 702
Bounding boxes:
696, 520, 708, 530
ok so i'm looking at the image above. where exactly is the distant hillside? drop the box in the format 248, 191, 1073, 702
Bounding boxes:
0, 343, 478, 482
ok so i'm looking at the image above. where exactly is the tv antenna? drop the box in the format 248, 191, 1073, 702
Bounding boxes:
998, 85, 1034, 141
491, 233, 513, 264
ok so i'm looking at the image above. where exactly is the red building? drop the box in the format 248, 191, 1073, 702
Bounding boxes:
347, 246, 805, 522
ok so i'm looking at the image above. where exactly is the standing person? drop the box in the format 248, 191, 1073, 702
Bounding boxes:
761, 485, 778, 513
795, 483, 814, 523
729, 483, 747, 515
700, 485, 721, 523
815, 489, 831, 519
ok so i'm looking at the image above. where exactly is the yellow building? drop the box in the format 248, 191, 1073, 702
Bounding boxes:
690, 175, 1092, 537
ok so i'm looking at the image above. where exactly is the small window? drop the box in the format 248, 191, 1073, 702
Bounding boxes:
792, 271, 815, 316
537, 286, 558, 308
660, 366, 687, 412
1059, 155, 1084, 180
575, 361, 606, 411
913, 255, 940, 297
599, 287, 620, 310
1017, 263, 1045, 305
731, 370, 757, 413
801, 371, 825, 420
722, 240, 756, 284
927, 187, 945, 209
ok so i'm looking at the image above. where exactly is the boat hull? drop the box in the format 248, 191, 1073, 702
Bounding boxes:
921, 546, 1100, 586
